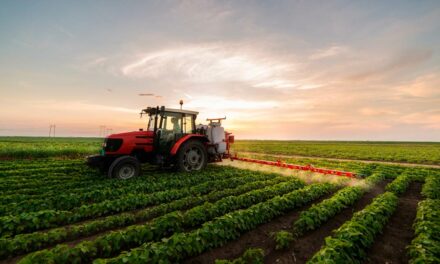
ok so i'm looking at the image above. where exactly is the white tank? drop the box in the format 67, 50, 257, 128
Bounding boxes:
207, 123, 226, 154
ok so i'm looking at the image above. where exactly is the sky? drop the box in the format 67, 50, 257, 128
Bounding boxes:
0, 0, 439, 140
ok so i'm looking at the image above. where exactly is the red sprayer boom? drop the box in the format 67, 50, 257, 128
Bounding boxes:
230, 154, 357, 178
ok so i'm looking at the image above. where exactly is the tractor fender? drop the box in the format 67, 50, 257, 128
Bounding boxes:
170, 134, 209, 155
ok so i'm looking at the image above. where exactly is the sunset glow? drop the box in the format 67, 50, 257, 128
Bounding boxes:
0, 1, 439, 140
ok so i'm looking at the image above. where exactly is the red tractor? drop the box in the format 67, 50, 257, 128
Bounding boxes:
87, 106, 234, 179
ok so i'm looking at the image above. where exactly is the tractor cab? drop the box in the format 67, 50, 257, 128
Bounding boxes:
142, 106, 198, 154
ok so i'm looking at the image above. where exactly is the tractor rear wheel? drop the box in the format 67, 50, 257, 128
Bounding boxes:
108, 155, 140, 179
176, 140, 207, 172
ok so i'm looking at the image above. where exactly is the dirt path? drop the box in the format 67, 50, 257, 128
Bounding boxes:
238, 152, 440, 169
264, 180, 390, 264
364, 182, 422, 264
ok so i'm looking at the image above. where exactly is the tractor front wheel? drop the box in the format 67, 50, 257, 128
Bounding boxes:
176, 140, 207, 172
108, 156, 140, 179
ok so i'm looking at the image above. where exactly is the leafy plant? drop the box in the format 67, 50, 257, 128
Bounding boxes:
292, 186, 363, 238
421, 174, 440, 199
215, 248, 265, 264
407, 199, 440, 263
0, 175, 290, 258
272, 231, 294, 250
307, 192, 398, 263
90, 183, 336, 264
19, 179, 310, 263
385, 172, 412, 195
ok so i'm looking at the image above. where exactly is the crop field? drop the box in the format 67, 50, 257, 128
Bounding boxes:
0, 137, 439, 264
233, 140, 440, 165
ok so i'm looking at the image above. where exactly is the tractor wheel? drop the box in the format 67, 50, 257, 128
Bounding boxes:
176, 140, 207, 172
108, 156, 140, 179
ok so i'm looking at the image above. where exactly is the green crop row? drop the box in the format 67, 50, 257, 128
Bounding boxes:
364, 171, 387, 186
422, 175, 440, 199
307, 192, 398, 263
0, 160, 85, 175
1, 165, 250, 205
408, 199, 440, 264
385, 172, 412, 195
1, 165, 162, 198
0, 164, 87, 178
19, 179, 308, 263
0, 175, 290, 259
1, 165, 238, 198
2, 177, 105, 196
0, 137, 100, 159
233, 140, 440, 165
271, 186, 364, 250
374, 165, 406, 179
0, 170, 276, 237
271, 168, 397, 250
215, 248, 265, 264
0, 166, 271, 215
0, 176, 122, 202
293, 186, 364, 237
94, 183, 336, 264
0, 172, 95, 192
408, 168, 434, 182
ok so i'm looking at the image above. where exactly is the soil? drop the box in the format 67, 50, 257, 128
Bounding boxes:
265, 180, 390, 264
364, 182, 422, 264
184, 180, 388, 264
184, 191, 339, 264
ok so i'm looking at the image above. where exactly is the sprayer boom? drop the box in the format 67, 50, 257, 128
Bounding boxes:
231, 154, 357, 178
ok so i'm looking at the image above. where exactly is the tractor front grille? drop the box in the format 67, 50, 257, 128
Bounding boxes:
104, 138, 123, 152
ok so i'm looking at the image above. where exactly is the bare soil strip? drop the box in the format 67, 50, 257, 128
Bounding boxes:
184, 191, 339, 264
263, 180, 389, 264
364, 182, 422, 264
238, 151, 440, 169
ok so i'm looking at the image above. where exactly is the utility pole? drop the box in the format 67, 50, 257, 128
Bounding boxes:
105, 128, 113, 136
49, 124, 56, 137
99, 125, 106, 137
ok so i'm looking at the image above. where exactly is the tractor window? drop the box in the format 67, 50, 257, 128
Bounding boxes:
147, 116, 155, 131
162, 113, 183, 132
183, 116, 194, 133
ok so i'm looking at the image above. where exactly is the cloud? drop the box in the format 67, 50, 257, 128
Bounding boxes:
399, 110, 440, 129
172, 0, 235, 22
121, 43, 296, 88
309, 45, 348, 60
185, 95, 277, 111
348, 49, 433, 82
31, 100, 139, 114
359, 107, 398, 116
396, 73, 440, 98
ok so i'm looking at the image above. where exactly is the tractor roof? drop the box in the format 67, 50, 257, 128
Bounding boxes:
164, 108, 199, 115
142, 106, 199, 116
